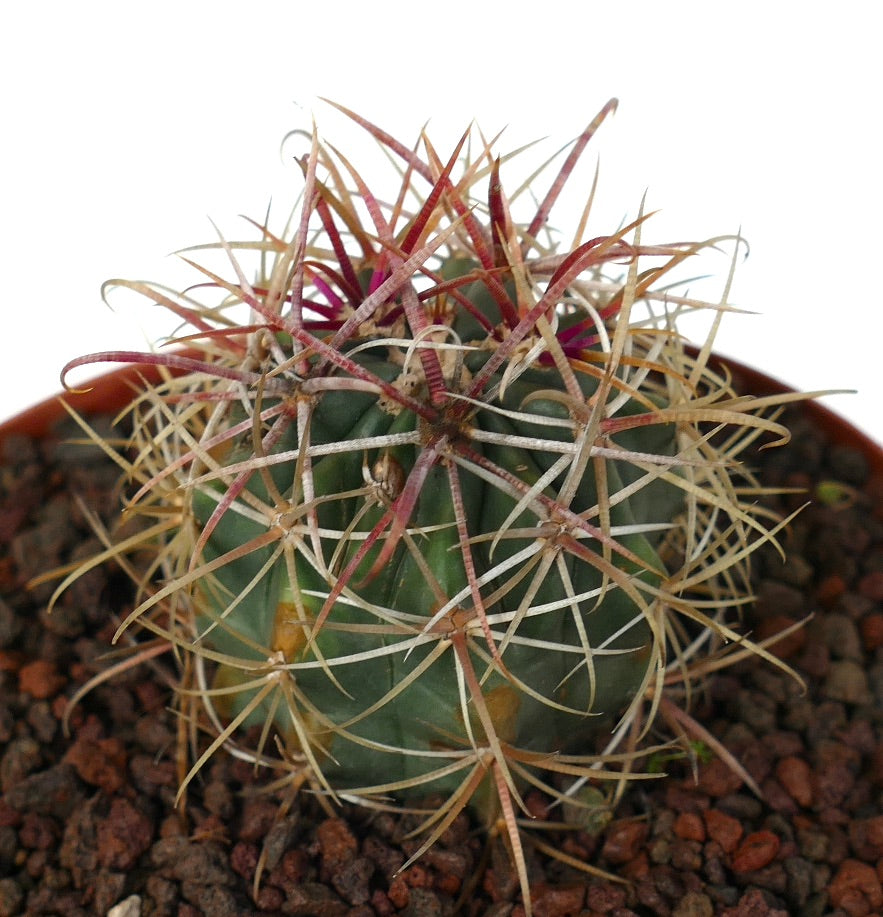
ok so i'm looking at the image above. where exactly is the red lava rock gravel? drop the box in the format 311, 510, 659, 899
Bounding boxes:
1, 401, 883, 915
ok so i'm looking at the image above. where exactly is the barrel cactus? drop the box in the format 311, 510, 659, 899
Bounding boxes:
55, 99, 802, 910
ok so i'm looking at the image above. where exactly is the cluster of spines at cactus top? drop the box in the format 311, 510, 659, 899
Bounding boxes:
56, 99, 802, 911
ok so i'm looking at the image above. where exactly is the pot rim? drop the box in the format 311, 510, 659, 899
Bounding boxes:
1, 355, 880, 481
0, 361, 170, 446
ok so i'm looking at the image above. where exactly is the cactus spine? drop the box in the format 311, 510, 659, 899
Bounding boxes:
57, 100, 800, 912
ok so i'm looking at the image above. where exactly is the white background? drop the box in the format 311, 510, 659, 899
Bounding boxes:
2, 2, 880, 442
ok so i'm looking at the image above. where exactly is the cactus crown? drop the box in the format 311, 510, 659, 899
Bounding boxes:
54, 100, 803, 911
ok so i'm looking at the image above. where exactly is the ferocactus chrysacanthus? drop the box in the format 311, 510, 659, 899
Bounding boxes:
56, 99, 801, 911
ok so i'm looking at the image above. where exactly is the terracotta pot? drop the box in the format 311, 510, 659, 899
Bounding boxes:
0, 362, 171, 446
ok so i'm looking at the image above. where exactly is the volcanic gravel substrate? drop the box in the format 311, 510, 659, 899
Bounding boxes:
1, 400, 882, 917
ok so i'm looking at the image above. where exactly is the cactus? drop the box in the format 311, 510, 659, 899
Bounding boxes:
55, 99, 804, 911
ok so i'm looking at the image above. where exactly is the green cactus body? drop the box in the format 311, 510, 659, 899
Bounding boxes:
194, 337, 677, 798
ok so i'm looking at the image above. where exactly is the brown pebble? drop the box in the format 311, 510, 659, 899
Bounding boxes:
229, 841, 258, 881
129, 753, 176, 794
828, 858, 883, 912
837, 718, 878, 756
362, 835, 405, 880
133, 679, 166, 713
0, 799, 22, 827
237, 797, 278, 842
387, 874, 409, 908
797, 640, 830, 679
672, 890, 714, 917
0, 649, 24, 673
19, 811, 57, 850
664, 783, 710, 815
370, 888, 395, 917
823, 659, 873, 704
696, 757, 744, 797
754, 580, 806, 619
527, 881, 585, 916
585, 882, 627, 911
347, 907, 374, 917
317, 817, 358, 868
18, 660, 65, 699
434, 870, 461, 896
774, 756, 813, 807
403, 863, 431, 889
96, 796, 154, 870
670, 837, 703, 872
280, 881, 348, 915
622, 849, 650, 880
759, 777, 799, 816
848, 815, 883, 860
816, 573, 848, 608
858, 570, 883, 601
731, 830, 780, 873
754, 614, 808, 660
524, 790, 550, 820
271, 848, 309, 889
859, 612, 883, 651
703, 809, 743, 854
330, 855, 374, 906
720, 887, 790, 916
601, 820, 649, 865
63, 734, 127, 794
839, 590, 875, 621
0, 876, 24, 916
254, 884, 285, 911
673, 812, 706, 842
864, 815, 883, 850
815, 760, 857, 810
50, 693, 75, 725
